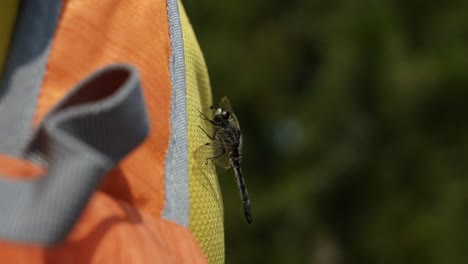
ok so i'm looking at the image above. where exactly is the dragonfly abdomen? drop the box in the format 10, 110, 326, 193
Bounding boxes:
230, 158, 252, 224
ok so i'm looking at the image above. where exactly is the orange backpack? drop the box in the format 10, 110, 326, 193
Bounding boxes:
0, 0, 223, 263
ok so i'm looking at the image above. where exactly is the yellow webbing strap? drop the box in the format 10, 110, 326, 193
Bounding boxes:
180, 1, 225, 263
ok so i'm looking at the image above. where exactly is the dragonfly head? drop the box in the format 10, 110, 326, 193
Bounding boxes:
213, 108, 231, 125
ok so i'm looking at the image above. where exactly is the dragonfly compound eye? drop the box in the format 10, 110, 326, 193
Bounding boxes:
222, 110, 231, 120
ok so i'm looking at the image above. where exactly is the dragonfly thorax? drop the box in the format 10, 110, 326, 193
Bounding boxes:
217, 125, 241, 152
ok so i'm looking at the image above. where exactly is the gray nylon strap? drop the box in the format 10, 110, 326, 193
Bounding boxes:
0, 0, 62, 156
163, 0, 190, 227
0, 64, 149, 244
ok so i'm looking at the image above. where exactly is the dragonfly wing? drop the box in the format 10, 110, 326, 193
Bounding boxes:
218, 96, 233, 112
195, 139, 230, 170
230, 112, 241, 129
208, 140, 231, 170
193, 142, 223, 208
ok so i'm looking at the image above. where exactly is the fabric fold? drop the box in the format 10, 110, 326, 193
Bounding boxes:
0, 64, 149, 245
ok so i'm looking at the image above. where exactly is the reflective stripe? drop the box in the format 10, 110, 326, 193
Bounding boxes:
163, 0, 190, 227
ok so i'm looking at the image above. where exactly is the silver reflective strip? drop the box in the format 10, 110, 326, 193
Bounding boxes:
163, 0, 190, 227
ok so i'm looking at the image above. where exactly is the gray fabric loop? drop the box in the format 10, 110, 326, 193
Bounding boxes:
0, 0, 62, 156
0, 64, 149, 245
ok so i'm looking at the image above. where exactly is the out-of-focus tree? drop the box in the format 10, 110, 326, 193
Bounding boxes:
184, 0, 468, 263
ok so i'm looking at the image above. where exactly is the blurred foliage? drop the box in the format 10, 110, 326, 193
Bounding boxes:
184, 0, 468, 263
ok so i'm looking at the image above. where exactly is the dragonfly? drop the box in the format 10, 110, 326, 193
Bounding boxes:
197, 96, 252, 224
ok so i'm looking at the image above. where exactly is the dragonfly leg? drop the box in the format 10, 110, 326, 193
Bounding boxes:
197, 125, 217, 140
197, 109, 216, 126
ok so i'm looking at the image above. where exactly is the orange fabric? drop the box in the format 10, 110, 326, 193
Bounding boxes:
0, 0, 208, 262
0, 192, 208, 263
34, 0, 170, 220
0, 154, 43, 178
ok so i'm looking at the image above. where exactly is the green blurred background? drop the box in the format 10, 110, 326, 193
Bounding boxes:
184, 1, 468, 263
